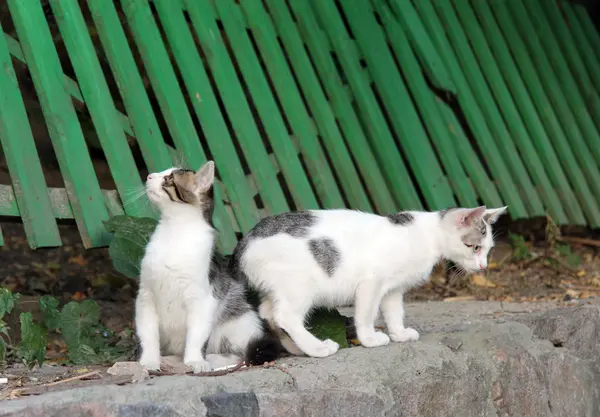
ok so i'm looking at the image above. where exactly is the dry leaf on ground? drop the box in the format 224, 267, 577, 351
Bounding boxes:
471, 274, 497, 288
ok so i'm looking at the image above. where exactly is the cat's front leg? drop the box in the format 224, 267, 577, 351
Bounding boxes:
136, 289, 161, 371
381, 289, 419, 343
183, 294, 217, 373
354, 281, 390, 348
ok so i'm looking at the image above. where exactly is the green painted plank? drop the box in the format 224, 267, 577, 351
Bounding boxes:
571, 2, 600, 63
302, 0, 422, 210
153, 0, 261, 233
413, 0, 526, 218
235, 0, 372, 211
197, 0, 320, 213
482, 0, 600, 227
561, 3, 600, 117
183, 0, 290, 217
520, 0, 600, 166
120, 0, 237, 251
7, 0, 111, 248
466, 0, 584, 225
432, 0, 543, 217
87, 0, 172, 174
260, 0, 395, 212
454, 0, 575, 224
542, 1, 600, 136
339, 0, 456, 210
447, 0, 569, 223
500, 0, 600, 218
375, 0, 477, 207
269, 0, 398, 213
387, 0, 455, 94
0, 21, 62, 248
50, 0, 152, 219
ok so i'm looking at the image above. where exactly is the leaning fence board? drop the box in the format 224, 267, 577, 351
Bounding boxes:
235, 0, 374, 211
302, 0, 422, 210
414, 0, 527, 218
433, 0, 543, 217
121, 0, 237, 251
87, 0, 172, 175
499, 0, 600, 220
541, 0, 600, 136
0, 21, 62, 248
198, 0, 320, 213
7, 0, 112, 248
153, 0, 261, 232
341, 0, 456, 211
520, 0, 600, 166
375, 0, 477, 208
483, 0, 600, 226
453, 0, 570, 225
570, 2, 600, 63
262, 0, 397, 213
50, 0, 152, 219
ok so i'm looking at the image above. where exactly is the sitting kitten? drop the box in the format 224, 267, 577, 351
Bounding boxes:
136, 161, 279, 373
231, 206, 507, 358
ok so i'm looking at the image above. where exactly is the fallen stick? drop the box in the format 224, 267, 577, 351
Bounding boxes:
149, 361, 246, 377
557, 236, 600, 248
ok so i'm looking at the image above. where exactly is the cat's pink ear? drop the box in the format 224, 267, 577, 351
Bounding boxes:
456, 206, 486, 228
195, 161, 215, 193
484, 206, 508, 224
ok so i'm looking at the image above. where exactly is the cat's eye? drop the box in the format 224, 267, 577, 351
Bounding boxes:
472, 245, 481, 252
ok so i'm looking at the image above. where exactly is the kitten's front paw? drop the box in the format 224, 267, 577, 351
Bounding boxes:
304, 339, 339, 358
359, 331, 390, 348
185, 359, 211, 373
139, 356, 161, 371
389, 327, 420, 343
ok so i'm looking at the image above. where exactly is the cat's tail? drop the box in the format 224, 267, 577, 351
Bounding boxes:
244, 320, 283, 366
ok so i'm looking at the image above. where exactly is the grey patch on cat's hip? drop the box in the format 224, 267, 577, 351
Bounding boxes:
308, 238, 341, 276
202, 392, 260, 417
387, 212, 415, 225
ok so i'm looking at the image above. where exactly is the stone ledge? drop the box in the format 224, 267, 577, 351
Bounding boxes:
2, 300, 599, 417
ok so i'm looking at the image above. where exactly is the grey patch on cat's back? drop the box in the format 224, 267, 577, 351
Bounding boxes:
308, 238, 341, 276
251, 211, 317, 239
387, 212, 414, 225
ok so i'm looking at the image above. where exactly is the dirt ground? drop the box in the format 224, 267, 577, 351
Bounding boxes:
1, 219, 600, 400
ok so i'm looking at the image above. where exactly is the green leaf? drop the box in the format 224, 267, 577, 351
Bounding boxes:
509, 233, 530, 261
307, 308, 349, 349
68, 343, 99, 365
0, 287, 20, 318
18, 312, 47, 367
59, 300, 100, 348
39, 295, 61, 330
103, 216, 157, 279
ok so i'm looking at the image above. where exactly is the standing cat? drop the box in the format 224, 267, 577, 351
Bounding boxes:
231, 206, 507, 358
136, 161, 279, 373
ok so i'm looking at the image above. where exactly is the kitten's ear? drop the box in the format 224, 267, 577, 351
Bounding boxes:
455, 206, 486, 228
484, 206, 508, 225
195, 161, 215, 193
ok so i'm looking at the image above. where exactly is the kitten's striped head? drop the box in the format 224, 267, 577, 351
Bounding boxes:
145, 161, 215, 222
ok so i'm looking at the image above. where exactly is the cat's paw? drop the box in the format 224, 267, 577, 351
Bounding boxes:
139, 356, 161, 371
389, 327, 419, 343
359, 331, 390, 348
304, 339, 339, 358
185, 359, 212, 373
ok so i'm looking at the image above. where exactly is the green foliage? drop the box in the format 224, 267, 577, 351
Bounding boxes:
17, 312, 47, 368
104, 215, 158, 278
556, 244, 581, 268
40, 295, 60, 330
307, 308, 349, 349
509, 233, 531, 261
0, 288, 19, 362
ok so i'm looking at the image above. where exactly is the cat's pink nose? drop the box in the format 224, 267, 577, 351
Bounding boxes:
478, 263, 485, 271
147, 174, 155, 180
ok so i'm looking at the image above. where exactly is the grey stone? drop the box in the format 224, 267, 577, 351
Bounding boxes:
2, 299, 599, 417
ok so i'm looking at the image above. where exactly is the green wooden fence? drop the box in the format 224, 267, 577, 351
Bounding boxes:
0, 0, 599, 253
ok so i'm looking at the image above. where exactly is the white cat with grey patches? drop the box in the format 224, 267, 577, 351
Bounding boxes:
231, 206, 507, 358
136, 161, 279, 373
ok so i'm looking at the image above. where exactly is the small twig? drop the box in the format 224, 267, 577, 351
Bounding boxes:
8, 371, 103, 398
42, 371, 103, 387
149, 361, 246, 377
557, 236, 600, 248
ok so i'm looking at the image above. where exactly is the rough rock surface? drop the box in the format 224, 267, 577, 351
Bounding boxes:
2, 299, 599, 417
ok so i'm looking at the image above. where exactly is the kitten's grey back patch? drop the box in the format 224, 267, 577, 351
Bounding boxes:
308, 238, 341, 276
387, 212, 414, 225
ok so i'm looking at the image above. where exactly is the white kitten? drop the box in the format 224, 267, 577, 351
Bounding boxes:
135, 161, 279, 373
231, 206, 507, 358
